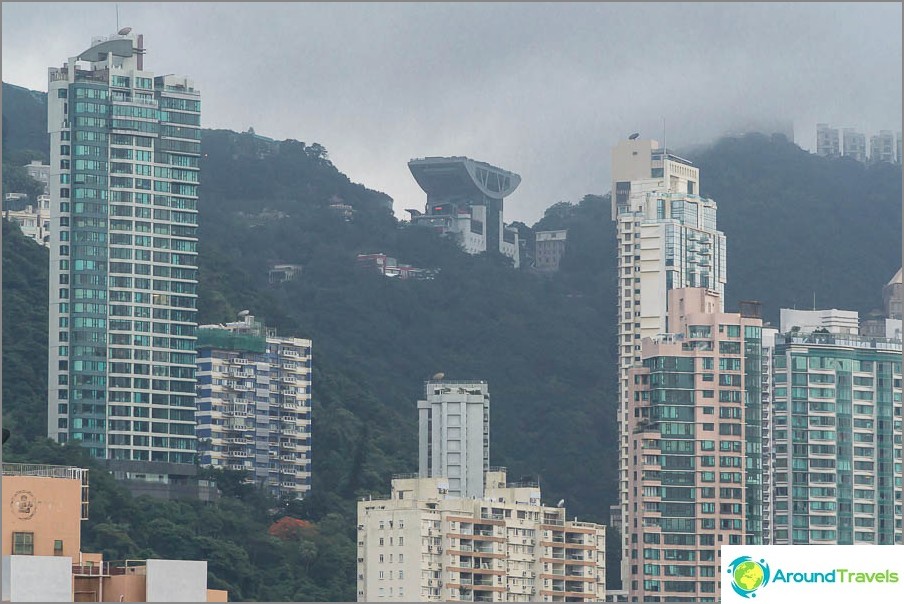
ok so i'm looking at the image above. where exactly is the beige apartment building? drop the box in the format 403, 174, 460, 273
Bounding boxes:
625, 288, 763, 602
1, 463, 227, 602
357, 469, 606, 602
610, 139, 727, 583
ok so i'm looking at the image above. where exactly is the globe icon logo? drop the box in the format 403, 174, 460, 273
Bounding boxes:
727, 556, 771, 598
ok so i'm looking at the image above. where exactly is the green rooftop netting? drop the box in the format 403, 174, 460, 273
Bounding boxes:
196, 328, 266, 353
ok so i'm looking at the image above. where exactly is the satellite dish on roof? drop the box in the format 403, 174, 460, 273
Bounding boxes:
432, 372, 445, 380
628, 132, 640, 140
238, 310, 251, 318
118, 27, 132, 35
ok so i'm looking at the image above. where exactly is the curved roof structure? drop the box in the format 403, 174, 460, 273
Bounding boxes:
408, 156, 521, 200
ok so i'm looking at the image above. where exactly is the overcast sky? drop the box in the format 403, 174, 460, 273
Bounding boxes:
3, 2, 901, 224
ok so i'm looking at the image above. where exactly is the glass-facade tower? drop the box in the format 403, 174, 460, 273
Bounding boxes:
769, 332, 902, 545
46, 32, 201, 466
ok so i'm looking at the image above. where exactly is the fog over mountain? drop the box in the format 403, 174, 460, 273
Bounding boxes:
2, 2, 901, 223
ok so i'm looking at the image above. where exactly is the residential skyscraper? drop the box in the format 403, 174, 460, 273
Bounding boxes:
760, 326, 779, 545
195, 314, 312, 499
625, 288, 763, 602
816, 123, 840, 157
418, 380, 490, 499
407, 157, 521, 268
610, 138, 727, 583
842, 128, 867, 162
767, 322, 903, 545
356, 469, 607, 602
46, 32, 201, 473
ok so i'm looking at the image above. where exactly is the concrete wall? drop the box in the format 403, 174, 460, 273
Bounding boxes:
103, 573, 147, 602
1, 555, 72, 602
145, 559, 208, 602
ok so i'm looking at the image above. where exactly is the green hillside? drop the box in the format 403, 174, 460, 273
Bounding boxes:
2, 82, 901, 599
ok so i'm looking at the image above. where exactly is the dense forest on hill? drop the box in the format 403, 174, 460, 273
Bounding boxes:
2, 80, 901, 599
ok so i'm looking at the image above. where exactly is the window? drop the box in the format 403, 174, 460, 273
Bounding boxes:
13, 532, 34, 555
54, 540, 64, 555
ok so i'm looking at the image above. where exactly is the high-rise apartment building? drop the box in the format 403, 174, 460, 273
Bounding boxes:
356, 469, 607, 602
625, 288, 763, 602
759, 326, 779, 545
46, 32, 201, 471
842, 128, 867, 162
195, 314, 312, 499
407, 157, 521, 268
418, 380, 490, 499
816, 123, 841, 157
610, 138, 727, 582
767, 324, 902, 545
869, 130, 896, 164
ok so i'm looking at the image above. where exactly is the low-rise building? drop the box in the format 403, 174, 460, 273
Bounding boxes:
1, 462, 227, 602
534, 230, 567, 272
357, 468, 606, 602
357, 253, 435, 280
269, 263, 303, 284
4, 197, 51, 246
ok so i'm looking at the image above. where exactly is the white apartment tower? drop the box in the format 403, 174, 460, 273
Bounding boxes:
842, 128, 867, 162
870, 130, 896, 164
357, 469, 607, 602
418, 380, 490, 499
816, 123, 841, 157
610, 137, 727, 582
46, 32, 201, 468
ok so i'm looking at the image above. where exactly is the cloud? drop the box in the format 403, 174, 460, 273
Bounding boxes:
3, 2, 900, 223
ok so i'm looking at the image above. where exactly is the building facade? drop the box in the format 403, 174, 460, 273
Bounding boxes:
418, 380, 490, 499
768, 329, 903, 546
534, 230, 567, 272
816, 123, 841, 157
869, 130, 896, 164
779, 308, 860, 335
884, 268, 902, 320
841, 128, 867, 162
46, 32, 201, 475
760, 326, 779, 545
610, 138, 728, 582
4, 195, 50, 246
625, 289, 763, 602
407, 157, 521, 268
357, 469, 606, 602
195, 314, 312, 499
816, 124, 841, 157
1, 463, 226, 602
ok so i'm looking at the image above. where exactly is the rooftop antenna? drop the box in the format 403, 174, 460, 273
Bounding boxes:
116, 3, 119, 31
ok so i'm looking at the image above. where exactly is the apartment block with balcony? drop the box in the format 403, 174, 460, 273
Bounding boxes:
625, 288, 763, 602
356, 469, 606, 602
195, 313, 312, 499
610, 138, 728, 583
46, 32, 201, 484
1, 463, 226, 602
768, 327, 903, 546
